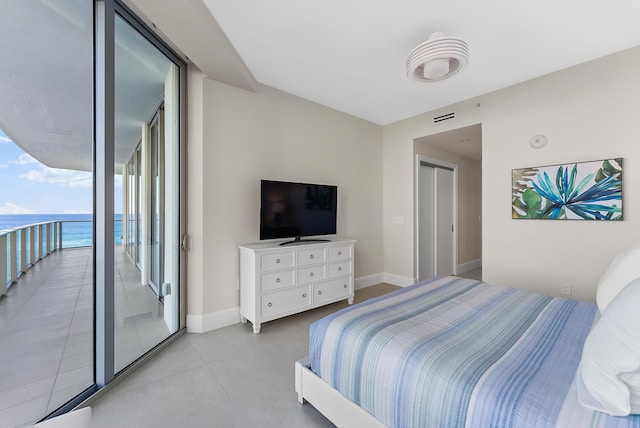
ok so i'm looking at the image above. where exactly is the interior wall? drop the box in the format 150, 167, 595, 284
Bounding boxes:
413, 143, 482, 274
188, 72, 383, 330
187, 65, 205, 323
383, 45, 640, 301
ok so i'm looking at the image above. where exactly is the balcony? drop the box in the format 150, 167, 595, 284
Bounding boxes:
0, 221, 168, 428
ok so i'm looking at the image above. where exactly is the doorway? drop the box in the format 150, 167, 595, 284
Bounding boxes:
417, 156, 457, 281
414, 123, 483, 283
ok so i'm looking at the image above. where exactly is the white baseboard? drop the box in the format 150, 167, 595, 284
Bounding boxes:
356, 272, 415, 288
187, 307, 240, 333
354, 273, 385, 290
188, 272, 416, 334
382, 272, 415, 287
458, 258, 482, 274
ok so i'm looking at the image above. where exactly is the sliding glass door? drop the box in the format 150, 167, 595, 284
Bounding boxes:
113, 10, 182, 372
0, 1, 94, 426
0, 1, 185, 425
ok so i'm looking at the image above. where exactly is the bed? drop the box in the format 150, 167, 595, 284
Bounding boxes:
295, 274, 640, 427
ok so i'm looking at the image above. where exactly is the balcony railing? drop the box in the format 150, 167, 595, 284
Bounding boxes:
1, 219, 127, 297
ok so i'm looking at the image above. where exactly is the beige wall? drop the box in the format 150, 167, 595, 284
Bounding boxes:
187, 69, 383, 331
383, 46, 640, 301
413, 142, 482, 271
135, 0, 639, 331
187, 45, 640, 332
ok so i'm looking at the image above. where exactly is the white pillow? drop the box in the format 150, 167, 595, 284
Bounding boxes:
596, 243, 640, 314
577, 277, 640, 416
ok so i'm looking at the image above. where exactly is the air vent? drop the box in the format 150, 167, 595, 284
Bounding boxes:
433, 112, 455, 123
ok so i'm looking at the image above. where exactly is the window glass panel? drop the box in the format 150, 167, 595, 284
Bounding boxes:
114, 14, 180, 372
0, 1, 94, 426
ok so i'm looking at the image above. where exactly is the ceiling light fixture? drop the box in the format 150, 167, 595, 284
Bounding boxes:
407, 31, 469, 82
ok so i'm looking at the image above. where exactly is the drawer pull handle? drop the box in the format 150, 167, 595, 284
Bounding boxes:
310, 272, 314, 277
310, 254, 314, 259
302, 293, 307, 298
318, 290, 322, 295
276, 258, 280, 264
338, 267, 342, 272
268, 302, 273, 308
338, 251, 342, 256
276, 278, 280, 283
344, 284, 347, 289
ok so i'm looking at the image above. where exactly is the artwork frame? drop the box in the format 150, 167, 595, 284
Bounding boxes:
512, 158, 623, 220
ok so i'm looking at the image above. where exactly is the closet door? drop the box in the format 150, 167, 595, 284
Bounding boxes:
418, 162, 456, 280
435, 168, 454, 276
419, 164, 435, 280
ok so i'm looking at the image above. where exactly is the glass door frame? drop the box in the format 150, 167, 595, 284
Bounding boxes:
49, 0, 187, 419
149, 107, 165, 296
96, 0, 187, 385
40, 0, 187, 419
125, 144, 141, 265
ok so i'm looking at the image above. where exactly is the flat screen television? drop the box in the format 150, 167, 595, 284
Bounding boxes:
260, 180, 337, 245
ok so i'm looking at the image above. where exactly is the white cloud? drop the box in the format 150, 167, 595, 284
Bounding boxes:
12, 153, 38, 165
0, 202, 35, 214
0, 135, 12, 144
20, 166, 92, 187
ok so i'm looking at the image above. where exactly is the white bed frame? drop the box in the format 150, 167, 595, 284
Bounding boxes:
295, 357, 387, 427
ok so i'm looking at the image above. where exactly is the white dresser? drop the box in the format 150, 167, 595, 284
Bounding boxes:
239, 239, 355, 333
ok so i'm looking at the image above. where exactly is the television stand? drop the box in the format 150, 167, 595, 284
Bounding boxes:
279, 237, 330, 246
238, 238, 355, 333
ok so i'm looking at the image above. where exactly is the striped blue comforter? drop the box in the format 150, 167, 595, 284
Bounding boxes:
309, 276, 640, 427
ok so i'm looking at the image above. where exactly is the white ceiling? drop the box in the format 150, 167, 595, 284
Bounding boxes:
415, 124, 482, 161
0, 1, 170, 172
0, 0, 93, 171
202, 0, 640, 126
3, 1, 640, 170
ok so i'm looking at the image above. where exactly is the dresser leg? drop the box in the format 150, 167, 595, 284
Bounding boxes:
348, 297, 354, 305
252, 323, 261, 334
240, 315, 247, 324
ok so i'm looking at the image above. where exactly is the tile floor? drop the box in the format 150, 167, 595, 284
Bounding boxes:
0, 247, 169, 428
459, 266, 482, 281
2, 252, 482, 428
89, 283, 400, 428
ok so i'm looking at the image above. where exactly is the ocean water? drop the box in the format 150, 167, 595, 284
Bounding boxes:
0, 213, 123, 248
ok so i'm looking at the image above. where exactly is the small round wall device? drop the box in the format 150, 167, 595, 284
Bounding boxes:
529, 134, 548, 149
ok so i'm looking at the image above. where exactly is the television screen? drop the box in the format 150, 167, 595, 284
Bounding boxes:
260, 180, 337, 242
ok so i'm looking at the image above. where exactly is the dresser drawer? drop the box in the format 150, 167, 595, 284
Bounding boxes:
313, 278, 352, 305
240, 239, 355, 333
327, 245, 351, 261
262, 286, 311, 318
261, 270, 295, 291
297, 248, 326, 266
327, 261, 351, 278
261, 252, 295, 271
297, 265, 325, 284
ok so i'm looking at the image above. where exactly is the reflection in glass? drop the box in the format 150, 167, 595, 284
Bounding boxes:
0, 1, 94, 425
114, 14, 180, 372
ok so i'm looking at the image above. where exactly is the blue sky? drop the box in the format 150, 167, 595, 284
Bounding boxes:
0, 128, 122, 214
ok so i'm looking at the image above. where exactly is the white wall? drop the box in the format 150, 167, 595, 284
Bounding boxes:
383, 46, 640, 301
187, 69, 383, 332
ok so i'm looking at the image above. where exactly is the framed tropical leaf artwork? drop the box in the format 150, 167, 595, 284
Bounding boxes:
512, 158, 623, 220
